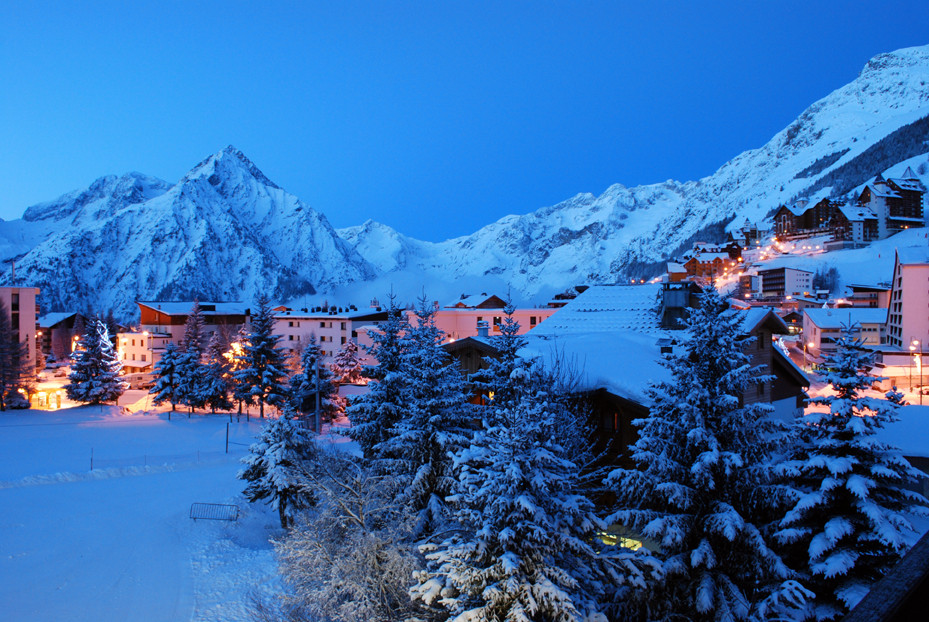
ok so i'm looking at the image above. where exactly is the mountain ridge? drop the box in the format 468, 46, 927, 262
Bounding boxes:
2, 44, 929, 317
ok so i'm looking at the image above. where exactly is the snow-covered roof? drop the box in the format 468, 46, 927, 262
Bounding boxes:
530, 284, 662, 336
445, 293, 506, 309
522, 330, 671, 404
138, 301, 250, 316
803, 307, 888, 329
688, 252, 732, 263
876, 404, 929, 459
888, 176, 926, 192
667, 262, 687, 273
837, 203, 876, 221
725, 307, 789, 335
863, 183, 902, 199
37, 312, 76, 328
895, 247, 929, 266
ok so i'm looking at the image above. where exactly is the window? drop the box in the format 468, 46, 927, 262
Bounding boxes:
341, 336, 347, 344
341, 322, 346, 330
320, 321, 325, 328
131, 339, 136, 346
289, 321, 294, 327
530, 316, 537, 326
141, 354, 146, 362
141, 340, 145, 348
288, 335, 294, 341
131, 353, 136, 361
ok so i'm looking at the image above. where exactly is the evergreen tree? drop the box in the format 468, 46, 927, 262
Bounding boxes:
347, 293, 411, 463
66, 318, 126, 405
414, 361, 651, 621
182, 301, 206, 358
238, 405, 317, 528
229, 324, 253, 414
470, 298, 526, 408
776, 323, 929, 619
289, 337, 343, 424
176, 302, 207, 414
330, 339, 364, 385
605, 286, 810, 621
197, 332, 233, 414
0, 300, 32, 410
384, 294, 472, 536
150, 342, 183, 412
234, 295, 288, 418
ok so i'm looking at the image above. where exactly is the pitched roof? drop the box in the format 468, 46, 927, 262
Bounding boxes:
137, 301, 250, 316
446, 293, 506, 309
37, 312, 77, 328
530, 284, 663, 336
837, 203, 876, 222
522, 330, 671, 404
803, 307, 888, 329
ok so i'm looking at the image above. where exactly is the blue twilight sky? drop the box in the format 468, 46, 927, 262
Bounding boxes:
1, 1, 928, 242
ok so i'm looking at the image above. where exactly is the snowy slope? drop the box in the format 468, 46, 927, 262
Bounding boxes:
342, 44, 929, 298
0, 147, 375, 318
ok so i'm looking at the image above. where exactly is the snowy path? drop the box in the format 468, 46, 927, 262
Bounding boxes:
0, 407, 282, 622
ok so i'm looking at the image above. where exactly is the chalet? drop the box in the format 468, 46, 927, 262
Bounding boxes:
118, 301, 252, 373
683, 252, 737, 280
37, 311, 85, 363
833, 203, 878, 244
524, 284, 809, 464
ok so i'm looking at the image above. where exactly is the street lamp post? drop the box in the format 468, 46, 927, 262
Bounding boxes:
913, 339, 923, 405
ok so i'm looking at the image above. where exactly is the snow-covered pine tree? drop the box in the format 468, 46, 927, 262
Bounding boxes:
229, 324, 253, 415
66, 318, 126, 405
605, 286, 810, 621
234, 295, 288, 418
347, 293, 411, 464
150, 342, 183, 413
777, 323, 929, 619
0, 299, 32, 410
183, 301, 206, 358
330, 339, 364, 385
238, 404, 317, 528
288, 336, 342, 426
470, 297, 526, 409
197, 332, 233, 414
175, 302, 208, 414
413, 360, 654, 621
385, 294, 472, 536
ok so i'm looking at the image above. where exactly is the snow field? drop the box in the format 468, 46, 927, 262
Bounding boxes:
0, 406, 283, 622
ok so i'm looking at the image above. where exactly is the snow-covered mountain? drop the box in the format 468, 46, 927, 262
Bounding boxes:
0, 147, 375, 318
3, 44, 929, 316
341, 44, 929, 298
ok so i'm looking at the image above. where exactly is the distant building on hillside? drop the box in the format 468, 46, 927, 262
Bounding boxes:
857, 169, 927, 239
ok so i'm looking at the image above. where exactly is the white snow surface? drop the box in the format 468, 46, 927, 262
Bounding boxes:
0, 406, 285, 622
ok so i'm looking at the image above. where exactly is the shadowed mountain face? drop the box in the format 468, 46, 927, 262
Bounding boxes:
3, 45, 929, 317
0, 146, 375, 318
